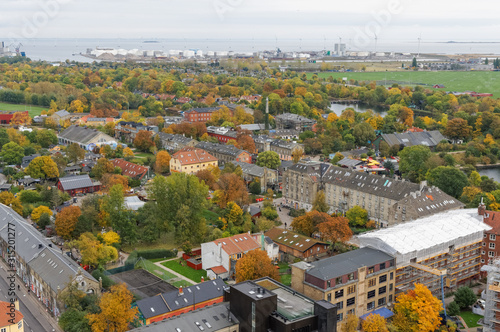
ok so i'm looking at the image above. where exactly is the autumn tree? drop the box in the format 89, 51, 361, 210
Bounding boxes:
101, 231, 121, 246
10, 112, 31, 126
292, 147, 304, 164
101, 174, 130, 192
236, 133, 256, 153
235, 249, 280, 283
7, 128, 28, 146
392, 283, 442, 332
31, 205, 53, 224
256, 151, 281, 169
444, 118, 472, 141
55, 206, 82, 240
66, 143, 86, 164
341, 314, 359, 332
87, 283, 138, 332
0, 192, 23, 215
155, 150, 171, 173
213, 173, 249, 208
361, 314, 388, 332
123, 147, 134, 159
133, 130, 155, 152
312, 190, 329, 213
256, 216, 275, 232
196, 169, 217, 190
91, 158, 114, 180
1, 141, 24, 165
25, 156, 59, 179
317, 216, 352, 244
346, 206, 368, 227
71, 232, 118, 268
291, 211, 335, 237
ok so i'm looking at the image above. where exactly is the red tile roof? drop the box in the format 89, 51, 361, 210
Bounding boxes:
172, 147, 217, 166
484, 211, 500, 234
209, 265, 228, 274
112, 158, 150, 180
213, 233, 261, 256
0, 301, 23, 328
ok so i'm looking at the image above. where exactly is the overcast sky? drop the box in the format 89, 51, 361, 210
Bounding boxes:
1, 0, 499, 43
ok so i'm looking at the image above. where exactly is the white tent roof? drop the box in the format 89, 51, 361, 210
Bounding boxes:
358, 209, 491, 267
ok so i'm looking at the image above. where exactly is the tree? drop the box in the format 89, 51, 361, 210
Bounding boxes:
31, 205, 53, 224
454, 286, 476, 309
55, 206, 82, 240
7, 128, 28, 147
133, 130, 155, 152
398, 145, 432, 182
71, 233, 118, 268
444, 118, 472, 141
35, 129, 57, 148
312, 190, 329, 213
341, 314, 359, 332
317, 216, 352, 244
123, 147, 134, 159
249, 179, 262, 195
155, 150, 171, 173
91, 158, 114, 180
412, 57, 417, 68
447, 301, 460, 316
101, 174, 130, 193
292, 147, 304, 164
393, 283, 442, 332
1, 141, 24, 165
10, 112, 31, 126
469, 171, 482, 187
426, 166, 468, 198
214, 173, 249, 208
256, 151, 281, 169
236, 134, 256, 153
25, 156, 59, 179
291, 211, 334, 237
196, 169, 217, 190
235, 249, 280, 283
353, 122, 376, 146
38, 213, 52, 230
0, 192, 23, 215
346, 206, 368, 227
86, 283, 138, 332
256, 216, 275, 232
66, 143, 86, 164
361, 314, 388, 332
101, 231, 120, 246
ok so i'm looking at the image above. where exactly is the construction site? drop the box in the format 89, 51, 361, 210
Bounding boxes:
357, 208, 491, 298
482, 259, 500, 331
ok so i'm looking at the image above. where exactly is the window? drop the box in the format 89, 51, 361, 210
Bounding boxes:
337, 301, 343, 309
327, 293, 331, 302
368, 290, 376, 299
491, 234, 497, 241
380, 262, 386, 270
489, 251, 495, 257
368, 266, 375, 274
335, 289, 344, 299
490, 243, 496, 249
379, 286, 387, 295
348, 273, 354, 281
389, 295, 393, 303
1, 328, 6, 332
367, 301, 375, 310
327, 280, 331, 288
390, 272, 394, 280
337, 313, 343, 322
18, 321, 22, 329
379, 274, 387, 283
378, 297, 386, 306
347, 285, 356, 295
482, 250, 486, 255
368, 278, 376, 287
483, 242, 486, 246
347, 297, 355, 307
348, 309, 355, 315
336, 277, 343, 285
389, 284, 393, 291
481, 259, 485, 263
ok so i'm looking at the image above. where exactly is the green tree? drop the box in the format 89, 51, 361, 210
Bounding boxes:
412, 57, 417, 68
469, 171, 482, 187
100, 184, 136, 244
447, 301, 460, 316
249, 179, 261, 195
398, 145, 432, 182
1, 141, 24, 165
426, 166, 468, 198
66, 143, 85, 164
312, 190, 329, 213
454, 286, 476, 309
35, 129, 58, 148
346, 206, 368, 227
256, 151, 281, 169
352, 122, 376, 146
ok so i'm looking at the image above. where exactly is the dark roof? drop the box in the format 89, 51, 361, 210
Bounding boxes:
304, 247, 394, 280
58, 174, 94, 190
196, 141, 247, 158
231, 161, 266, 177
158, 132, 195, 146
136, 279, 227, 319
22, 154, 41, 167
337, 158, 364, 167
265, 228, 328, 252
287, 162, 331, 183
381, 130, 446, 148
58, 126, 113, 145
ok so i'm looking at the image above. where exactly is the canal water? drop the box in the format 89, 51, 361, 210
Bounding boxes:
329, 103, 388, 117
478, 168, 500, 183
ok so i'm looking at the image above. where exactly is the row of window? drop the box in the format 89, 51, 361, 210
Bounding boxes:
483, 242, 496, 249
484, 233, 497, 241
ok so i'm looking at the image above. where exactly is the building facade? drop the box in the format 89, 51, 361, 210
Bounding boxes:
480, 209, 500, 268
265, 228, 329, 261
58, 125, 117, 150
157, 132, 197, 152
183, 107, 224, 123
196, 141, 251, 165
170, 147, 218, 174
275, 113, 316, 132
0, 301, 24, 332
56, 174, 101, 196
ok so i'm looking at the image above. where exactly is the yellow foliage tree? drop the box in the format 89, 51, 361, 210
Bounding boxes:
7, 128, 28, 146
392, 283, 442, 332
235, 249, 280, 283
86, 283, 138, 332
69, 100, 84, 113
327, 113, 338, 123
460, 186, 482, 203
31, 205, 53, 223
71, 233, 118, 268
155, 150, 171, 173
102, 231, 121, 245
0, 192, 23, 215
123, 147, 134, 159
361, 314, 388, 332
10, 112, 31, 126
341, 314, 359, 332
55, 206, 81, 240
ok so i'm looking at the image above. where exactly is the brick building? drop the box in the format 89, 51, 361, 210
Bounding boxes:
183, 107, 224, 123
480, 207, 500, 268
265, 228, 329, 261
56, 174, 101, 196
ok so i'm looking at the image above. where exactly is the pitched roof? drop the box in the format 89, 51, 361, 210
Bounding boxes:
208, 265, 228, 274
484, 211, 500, 234
172, 147, 217, 165
58, 174, 94, 190
231, 161, 266, 177
265, 228, 327, 252
158, 132, 195, 146
213, 233, 261, 256
184, 107, 220, 114
112, 159, 149, 180
275, 113, 316, 124
0, 301, 23, 328
301, 247, 394, 280
381, 130, 446, 148
58, 125, 114, 145
54, 110, 70, 118
196, 141, 247, 158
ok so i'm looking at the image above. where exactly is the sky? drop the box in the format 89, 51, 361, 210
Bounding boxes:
1, 0, 499, 44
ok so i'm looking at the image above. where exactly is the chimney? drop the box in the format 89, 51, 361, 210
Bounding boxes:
420, 180, 427, 191
479, 196, 486, 216
201, 276, 204, 283
179, 286, 183, 296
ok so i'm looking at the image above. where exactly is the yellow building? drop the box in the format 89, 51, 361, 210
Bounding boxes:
170, 147, 218, 175
0, 300, 24, 332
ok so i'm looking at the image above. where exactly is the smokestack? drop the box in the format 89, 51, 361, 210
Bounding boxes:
479, 196, 486, 216
179, 286, 183, 296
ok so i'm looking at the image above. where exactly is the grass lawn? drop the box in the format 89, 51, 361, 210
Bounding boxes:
162, 258, 207, 283
149, 257, 173, 263
122, 232, 177, 253
203, 209, 220, 225
313, 71, 500, 98
459, 310, 482, 328
278, 263, 291, 286
134, 152, 155, 158
0, 102, 48, 117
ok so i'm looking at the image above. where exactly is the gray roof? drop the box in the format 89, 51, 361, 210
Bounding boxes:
337, 158, 364, 167
303, 247, 394, 280
130, 304, 238, 332
288, 162, 331, 182
136, 279, 227, 319
58, 174, 94, 190
275, 113, 316, 124
158, 132, 195, 146
381, 130, 446, 148
270, 139, 301, 150
339, 148, 370, 158
22, 154, 41, 167
240, 124, 265, 131
54, 110, 70, 118
185, 107, 220, 113
196, 141, 246, 158
58, 125, 114, 145
231, 161, 265, 177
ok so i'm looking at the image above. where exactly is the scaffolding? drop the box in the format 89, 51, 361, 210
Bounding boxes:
483, 260, 500, 332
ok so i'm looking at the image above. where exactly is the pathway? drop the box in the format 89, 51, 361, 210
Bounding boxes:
153, 258, 197, 285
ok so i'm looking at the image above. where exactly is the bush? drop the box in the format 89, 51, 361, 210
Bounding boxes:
132, 249, 178, 260
454, 286, 477, 309
447, 301, 460, 316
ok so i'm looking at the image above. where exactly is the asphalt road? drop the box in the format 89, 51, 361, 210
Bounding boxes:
0, 261, 60, 332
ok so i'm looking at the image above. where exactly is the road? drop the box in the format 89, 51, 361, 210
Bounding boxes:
0, 261, 60, 332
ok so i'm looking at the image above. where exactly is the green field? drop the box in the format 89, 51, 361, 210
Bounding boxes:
459, 310, 482, 328
162, 258, 207, 283
0, 102, 47, 117
315, 71, 500, 98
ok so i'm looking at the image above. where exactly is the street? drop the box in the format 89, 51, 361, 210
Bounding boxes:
0, 261, 60, 332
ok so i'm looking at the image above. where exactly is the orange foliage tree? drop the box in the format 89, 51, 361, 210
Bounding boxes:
392, 283, 442, 332
317, 216, 353, 244
361, 314, 388, 332
55, 206, 82, 240
291, 211, 345, 237
10, 112, 31, 126
155, 150, 171, 173
213, 173, 249, 208
236, 133, 256, 153
196, 169, 217, 190
86, 283, 138, 332
235, 249, 280, 283
133, 130, 155, 152
101, 174, 130, 192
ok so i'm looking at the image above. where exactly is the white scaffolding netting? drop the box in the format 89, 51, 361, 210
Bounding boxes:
357, 209, 491, 267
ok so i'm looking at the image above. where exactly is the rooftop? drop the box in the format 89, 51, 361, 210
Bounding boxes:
265, 228, 327, 252
58, 125, 114, 145
196, 141, 247, 158
0, 301, 23, 328
58, 174, 95, 190
112, 159, 149, 179
212, 233, 261, 256
381, 130, 446, 148
172, 147, 218, 165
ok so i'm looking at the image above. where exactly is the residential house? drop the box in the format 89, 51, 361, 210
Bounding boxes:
291, 247, 396, 327
272, 129, 300, 140
372, 130, 447, 151
157, 132, 197, 152
0, 300, 24, 332
196, 141, 251, 165
183, 107, 223, 123
240, 95, 261, 103
135, 279, 227, 325
201, 233, 261, 280
114, 121, 158, 143
254, 135, 303, 161
275, 113, 316, 132
251, 233, 280, 262
111, 158, 151, 180
50, 110, 71, 123
239, 123, 266, 132
206, 126, 238, 143
58, 125, 116, 150
17, 177, 41, 189
64, 165, 82, 176
163, 116, 184, 127
480, 208, 500, 268
265, 228, 329, 261
0, 111, 29, 125
76, 115, 115, 127
170, 147, 218, 174
0, 204, 100, 317
56, 174, 101, 196
231, 161, 278, 192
